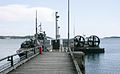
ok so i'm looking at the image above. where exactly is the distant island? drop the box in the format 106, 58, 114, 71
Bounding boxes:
0, 36, 33, 39
0, 35, 53, 39
103, 36, 120, 39
1, 35, 119, 39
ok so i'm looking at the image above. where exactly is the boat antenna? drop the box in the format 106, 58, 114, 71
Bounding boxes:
73, 17, 75, 37
40, 22, 42, 32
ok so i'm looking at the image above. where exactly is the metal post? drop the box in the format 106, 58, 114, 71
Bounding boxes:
68, 0, 70, 51
25, 51, 28, 58
7, 56, 14, 67
11, 56, 13, 67
43, 31, 46, 51
34, 48, 36, 54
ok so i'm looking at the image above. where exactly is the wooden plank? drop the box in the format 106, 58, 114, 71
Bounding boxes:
8, 52, 77, 74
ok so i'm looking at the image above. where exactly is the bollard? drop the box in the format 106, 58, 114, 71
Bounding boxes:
40, 47, 43, 55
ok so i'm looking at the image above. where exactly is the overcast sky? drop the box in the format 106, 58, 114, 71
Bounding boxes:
0, 0, 120, 38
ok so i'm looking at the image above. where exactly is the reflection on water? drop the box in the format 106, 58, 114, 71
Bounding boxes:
0, 39, 25, 59
85, 53, 103, 74
86, 53, 103, 62
85, 53, 120, 74
85, 38, 120, 74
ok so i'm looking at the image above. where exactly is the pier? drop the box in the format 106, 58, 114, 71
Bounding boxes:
0, 48, 85, 74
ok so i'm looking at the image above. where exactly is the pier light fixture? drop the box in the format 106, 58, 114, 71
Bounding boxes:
55, 12, 60, 40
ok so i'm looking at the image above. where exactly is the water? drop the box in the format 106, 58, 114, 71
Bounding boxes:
0, 38, 120, 74
0, 39, 25, 71
85, 38, 120, 74
0, 39, 25, 59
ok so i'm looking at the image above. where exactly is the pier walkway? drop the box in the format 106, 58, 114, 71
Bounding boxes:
8, 52, 77, 74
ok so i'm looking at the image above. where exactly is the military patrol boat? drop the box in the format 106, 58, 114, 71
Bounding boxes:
16, 11, 46, 57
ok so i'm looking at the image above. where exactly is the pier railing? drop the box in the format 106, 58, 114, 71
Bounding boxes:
68, 48, 84, 74
0, 47, 40, 74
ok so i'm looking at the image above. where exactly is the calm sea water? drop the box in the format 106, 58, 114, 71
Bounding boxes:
0, 39, 25, 59
86, 38, 120, 74
0, 38, 120, 74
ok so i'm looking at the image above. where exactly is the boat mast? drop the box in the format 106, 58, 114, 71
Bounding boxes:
35, 10, 38, 46
35, 10, 38, 36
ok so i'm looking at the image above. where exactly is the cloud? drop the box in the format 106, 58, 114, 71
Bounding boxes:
0, 4, 55, 22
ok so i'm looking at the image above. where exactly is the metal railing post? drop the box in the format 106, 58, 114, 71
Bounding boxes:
11, 56, 13, 67
7, 56, 14, 67
25, 51, 28, 58
34, 48, 36, 54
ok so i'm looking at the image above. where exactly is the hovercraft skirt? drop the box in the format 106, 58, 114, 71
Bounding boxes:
73, 47, 105, 53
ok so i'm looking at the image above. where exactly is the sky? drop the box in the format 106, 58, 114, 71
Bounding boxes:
0, 0, 120, 38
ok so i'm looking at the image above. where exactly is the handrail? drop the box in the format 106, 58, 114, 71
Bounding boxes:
0, 46, 40, 73
0, 46, 40, 61
68, 48, 83, 74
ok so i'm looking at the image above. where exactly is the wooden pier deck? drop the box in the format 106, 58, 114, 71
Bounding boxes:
8, 52, 77, 74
